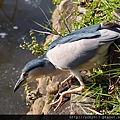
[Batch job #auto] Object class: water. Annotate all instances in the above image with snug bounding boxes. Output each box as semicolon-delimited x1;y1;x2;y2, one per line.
0;0;54;114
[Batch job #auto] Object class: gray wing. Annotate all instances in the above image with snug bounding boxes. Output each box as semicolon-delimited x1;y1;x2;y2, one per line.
48;22;120;51
48;24;101;50
46;28;120;69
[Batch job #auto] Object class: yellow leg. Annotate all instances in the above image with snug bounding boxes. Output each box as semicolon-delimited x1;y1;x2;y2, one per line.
50;85;85;111
61;75;75;87
50;69;85;112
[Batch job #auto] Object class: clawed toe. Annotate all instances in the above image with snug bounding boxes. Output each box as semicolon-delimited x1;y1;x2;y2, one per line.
50;98;60;106
61;75;75;87
50;94;64;111
50;85;85;111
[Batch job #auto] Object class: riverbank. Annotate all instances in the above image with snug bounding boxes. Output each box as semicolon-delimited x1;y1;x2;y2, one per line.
25;0;120;115
25;0;95;115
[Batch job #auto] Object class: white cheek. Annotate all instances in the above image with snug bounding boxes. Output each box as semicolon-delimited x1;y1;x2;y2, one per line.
28;67;43;81
27;76;34;83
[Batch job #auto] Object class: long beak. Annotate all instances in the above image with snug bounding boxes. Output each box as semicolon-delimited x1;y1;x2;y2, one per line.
13;77;27;92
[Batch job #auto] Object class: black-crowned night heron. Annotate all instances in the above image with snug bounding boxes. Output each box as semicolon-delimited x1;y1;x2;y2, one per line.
14;22;120;111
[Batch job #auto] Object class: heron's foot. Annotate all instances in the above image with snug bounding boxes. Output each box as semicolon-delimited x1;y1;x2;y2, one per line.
61;75;75;88
108;76;120;94
50;85;85;112
108;85;115;94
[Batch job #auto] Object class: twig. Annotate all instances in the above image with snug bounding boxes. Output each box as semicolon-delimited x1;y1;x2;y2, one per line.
83;107;102;115
32;29;55;35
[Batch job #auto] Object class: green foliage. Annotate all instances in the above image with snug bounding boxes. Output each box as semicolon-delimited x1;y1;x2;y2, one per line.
82;0;120;26
87;63;120;114
72;0;120;28
24;84;31;95
52;0;63;5
20;30;51;57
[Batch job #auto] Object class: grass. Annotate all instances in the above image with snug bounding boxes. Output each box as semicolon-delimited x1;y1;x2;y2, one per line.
90;63;120;114
21;0;120;115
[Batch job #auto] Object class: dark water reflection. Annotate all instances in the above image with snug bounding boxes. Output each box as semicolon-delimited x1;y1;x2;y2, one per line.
0;0;54;114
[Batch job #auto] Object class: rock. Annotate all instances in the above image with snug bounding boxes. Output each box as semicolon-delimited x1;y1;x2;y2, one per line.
36;77;50;95
51;0;79;35
46;81;59;94
26;111;33;115
70;94;95;114
26;90;41;103
113;9;120;24
32;97;45;114
42;104;51;115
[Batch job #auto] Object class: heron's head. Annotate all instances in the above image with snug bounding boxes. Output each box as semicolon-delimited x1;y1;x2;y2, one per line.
13;56;52;92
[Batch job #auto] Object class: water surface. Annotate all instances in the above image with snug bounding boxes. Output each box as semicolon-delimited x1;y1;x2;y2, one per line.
0;0;54;114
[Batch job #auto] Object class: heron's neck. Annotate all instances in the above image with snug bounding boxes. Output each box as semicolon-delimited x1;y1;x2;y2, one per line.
44;60;65;76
